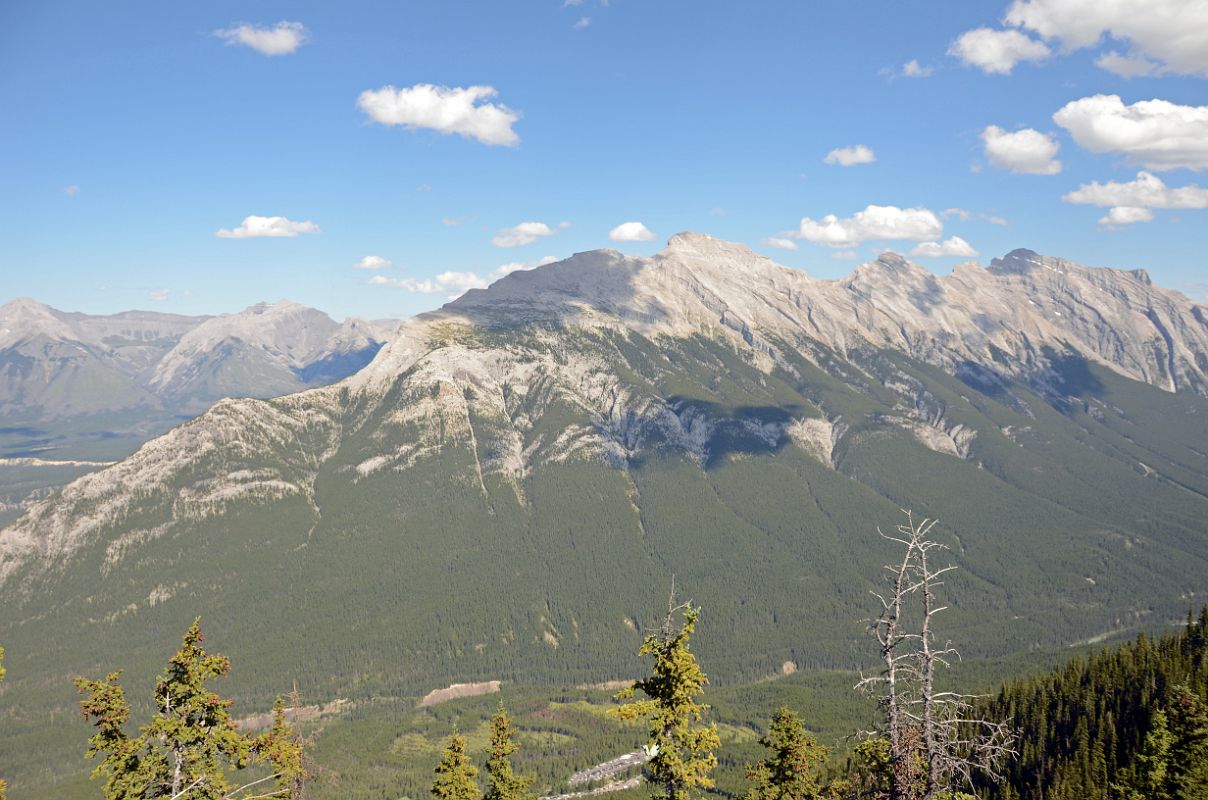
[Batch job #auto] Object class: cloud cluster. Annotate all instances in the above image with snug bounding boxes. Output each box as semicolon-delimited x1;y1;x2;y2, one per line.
763;237;799;251
948;27;1049;74
981;126;1062;174
355;256;392;270
358;84;521;147
1063;170;1208;226
824;145;877;167
368;256;559;299
609;221;655;242
952;0;1208;77
1004;0;1208;77
797;205;943;247
1053;95;1208;172
214;21;309;56
215;215;319;239
492;221;558;247
910;236;979;257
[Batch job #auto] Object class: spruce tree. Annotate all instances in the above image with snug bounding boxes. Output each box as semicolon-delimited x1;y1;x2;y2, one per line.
1166;685;1208;799
0;644;6;800
741;707;828;800
433;730;480;800
613;596;720;800
75;617;305;800
484;703;535;800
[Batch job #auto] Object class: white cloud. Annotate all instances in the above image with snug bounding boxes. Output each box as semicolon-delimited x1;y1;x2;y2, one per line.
573;16;592;29
832;250;860;260
763;237;799;251
1095;51;1160;78
941;208;972;221
355;255;392;270
214;21;309;56
215;215;319;239
491;256;558;279
902;59;934;78
64;185;79;198
796;205;943;247
149;288;171;302
609;221;655;242
492;221;557;247
441;217;465;226
948;27;1050;74
1053;95;1208;172
369;271;487;299
1062;171;1208;209
358;84;521;147
910;236;979;257
980;125;1062;174
1004;0;1208;77
1098;206;1155;227
824;145;877;167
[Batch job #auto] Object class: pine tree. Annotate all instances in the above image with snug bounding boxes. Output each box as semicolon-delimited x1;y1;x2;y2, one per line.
1115;709;1173;800
613;590;720;800
1166;685;1208;799
433;730;480;800
484;703;535;800
741;707;828;800
75;617;305;799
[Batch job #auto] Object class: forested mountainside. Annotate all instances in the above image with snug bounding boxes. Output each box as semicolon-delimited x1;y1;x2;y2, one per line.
1;234;1207;798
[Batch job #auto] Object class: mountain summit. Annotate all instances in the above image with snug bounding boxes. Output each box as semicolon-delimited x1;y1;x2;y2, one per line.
2;236;1207;767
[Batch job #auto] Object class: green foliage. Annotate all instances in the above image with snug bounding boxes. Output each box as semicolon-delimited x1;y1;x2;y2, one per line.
73;618;304;800
433;731;480;800
828;738;893;800
614;603;721;800
484;703;536;800
740;707;829;800
972;607;1208;800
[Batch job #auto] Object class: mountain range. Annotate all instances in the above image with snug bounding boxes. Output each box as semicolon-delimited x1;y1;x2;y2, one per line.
2;233;1207;797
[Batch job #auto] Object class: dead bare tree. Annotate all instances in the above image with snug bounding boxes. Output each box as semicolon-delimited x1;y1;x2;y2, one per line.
856;511;1016;800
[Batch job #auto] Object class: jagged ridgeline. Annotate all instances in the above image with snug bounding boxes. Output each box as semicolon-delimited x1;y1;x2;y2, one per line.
2;234;1208;792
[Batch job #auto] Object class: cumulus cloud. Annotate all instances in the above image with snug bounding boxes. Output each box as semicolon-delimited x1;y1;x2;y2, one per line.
149;289;171;302
573;17;592;29
491;256;558;279
1004;0;1208;77
214;21;309;56
1063;170;1208;208
492;221;557;247
824;145;877;166
355;255;392;270
1098;206;1155;228
358;84;521;147
910;236;979;257
763;237;800;251
215;215;319;239
369;271;487;298
902;59;934;78
796;205;943;247
64;185;79;198
1063;171;1208;227
981;125;1062;174
1053;95;1208;172
609;221;655;242
948;27;1050;74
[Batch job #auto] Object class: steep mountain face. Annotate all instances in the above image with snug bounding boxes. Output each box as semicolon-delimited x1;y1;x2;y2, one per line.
3;235;1208;796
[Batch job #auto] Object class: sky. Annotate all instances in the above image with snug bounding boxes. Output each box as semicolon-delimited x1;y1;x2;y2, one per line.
1;0;1207;321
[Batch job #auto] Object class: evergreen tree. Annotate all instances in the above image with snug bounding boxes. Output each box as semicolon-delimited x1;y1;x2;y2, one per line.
1115;709;1173;800
433;730;480;800
484;703;535;800
613;594;720;800
75;617;305;799
741;707;828;800
1166;685;1208;799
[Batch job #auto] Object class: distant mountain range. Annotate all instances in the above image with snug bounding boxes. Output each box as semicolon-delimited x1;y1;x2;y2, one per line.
0;298;396;422
3;234;1207;798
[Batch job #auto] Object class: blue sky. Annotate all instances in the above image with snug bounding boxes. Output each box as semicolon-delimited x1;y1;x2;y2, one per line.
2;0;1206;320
